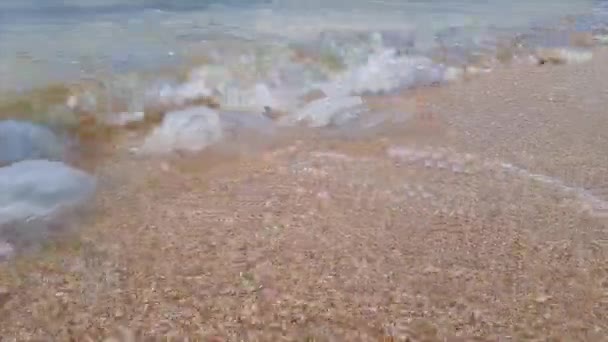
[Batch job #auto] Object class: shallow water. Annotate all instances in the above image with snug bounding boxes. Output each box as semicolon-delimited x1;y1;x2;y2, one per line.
0;0;597;92
0;0;605;145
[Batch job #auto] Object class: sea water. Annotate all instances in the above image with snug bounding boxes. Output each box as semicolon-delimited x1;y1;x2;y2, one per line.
0;0;605;134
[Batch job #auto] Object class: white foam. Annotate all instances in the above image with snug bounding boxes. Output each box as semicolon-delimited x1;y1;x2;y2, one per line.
158;79;213;107
594;34;608;45
103;111;145;127
280;95;365;127
387;145;608;217
318;49;442;96
500;162;608;216
221;83;291;113
65;90;97;113
443;66;465;82
535;48;593;64
557;49;593;64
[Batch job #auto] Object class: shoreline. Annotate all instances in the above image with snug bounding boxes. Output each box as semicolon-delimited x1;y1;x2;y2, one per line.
1;45;608;340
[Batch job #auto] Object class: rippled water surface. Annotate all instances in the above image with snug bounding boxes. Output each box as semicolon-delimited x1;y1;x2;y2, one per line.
0;0;598;92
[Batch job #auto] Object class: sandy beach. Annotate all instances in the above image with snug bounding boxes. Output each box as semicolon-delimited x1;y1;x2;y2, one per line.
1;47;608;341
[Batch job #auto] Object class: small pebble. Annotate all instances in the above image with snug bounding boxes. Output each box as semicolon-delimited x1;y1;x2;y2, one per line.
451;163;465;173
534;294;551;303
423;265;441;274
470;310;483;324
431;152;443;160
317;191;330;200
0;286;10;306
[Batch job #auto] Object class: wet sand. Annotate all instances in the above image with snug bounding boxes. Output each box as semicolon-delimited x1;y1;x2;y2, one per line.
1;50;608;341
